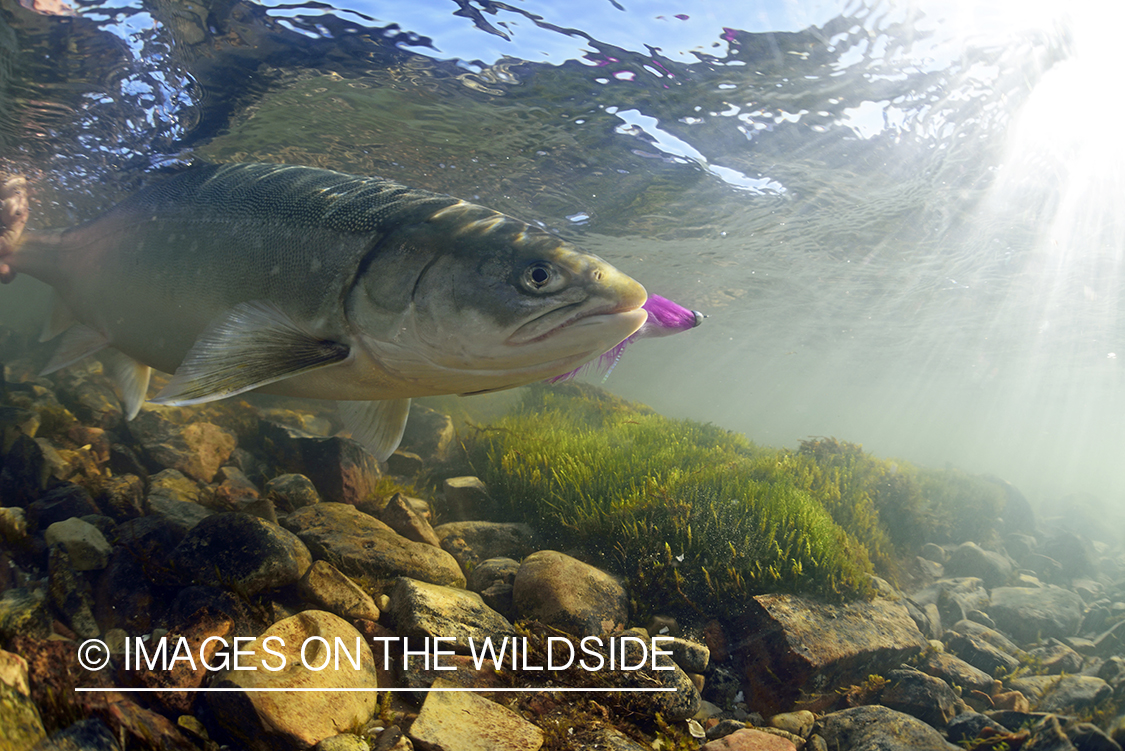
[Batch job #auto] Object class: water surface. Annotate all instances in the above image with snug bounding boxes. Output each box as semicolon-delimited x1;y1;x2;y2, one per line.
2;0;1123;507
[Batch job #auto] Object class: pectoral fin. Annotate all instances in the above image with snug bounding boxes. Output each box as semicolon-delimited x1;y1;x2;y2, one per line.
338;398;411;462
101;349;152;420
151;301;349;406
40;324;108;375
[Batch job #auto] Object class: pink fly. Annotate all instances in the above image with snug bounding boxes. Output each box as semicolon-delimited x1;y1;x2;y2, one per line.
548;294;705;383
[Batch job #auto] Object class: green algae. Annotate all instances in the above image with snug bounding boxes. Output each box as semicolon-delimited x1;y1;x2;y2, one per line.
465;383;1014;619
466;383;875;613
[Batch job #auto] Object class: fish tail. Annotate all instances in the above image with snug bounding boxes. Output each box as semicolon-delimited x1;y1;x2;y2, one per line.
0;174;29;283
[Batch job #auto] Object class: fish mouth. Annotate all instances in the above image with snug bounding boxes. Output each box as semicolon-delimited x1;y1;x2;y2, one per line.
508;301;647;346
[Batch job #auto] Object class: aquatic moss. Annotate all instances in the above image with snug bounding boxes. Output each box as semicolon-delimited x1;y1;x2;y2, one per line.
465;383;1014;617
466;383;877;613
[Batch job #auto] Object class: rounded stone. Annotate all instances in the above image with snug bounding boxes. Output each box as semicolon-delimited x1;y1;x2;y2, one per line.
207;610;378;751
168;512;312;596
44;517;112;571
513;550;628;637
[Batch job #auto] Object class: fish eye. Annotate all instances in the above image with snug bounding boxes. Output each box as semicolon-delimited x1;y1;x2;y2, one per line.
522;262;560;293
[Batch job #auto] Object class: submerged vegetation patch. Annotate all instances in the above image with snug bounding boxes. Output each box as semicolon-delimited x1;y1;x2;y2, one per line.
465;383;1009;619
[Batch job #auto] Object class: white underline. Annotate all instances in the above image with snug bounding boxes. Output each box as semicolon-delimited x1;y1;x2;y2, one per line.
75;687;676;693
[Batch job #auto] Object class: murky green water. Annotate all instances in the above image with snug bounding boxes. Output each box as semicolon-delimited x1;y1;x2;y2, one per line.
2;0;1123;510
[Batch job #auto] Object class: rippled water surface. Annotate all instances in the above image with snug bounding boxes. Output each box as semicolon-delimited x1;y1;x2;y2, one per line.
2;0;1124;507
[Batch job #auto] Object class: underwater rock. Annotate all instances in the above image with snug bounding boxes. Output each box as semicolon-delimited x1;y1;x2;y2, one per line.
48;544;99;638
812;705;959;751
168;512;312;596
919;650;995;696
314;733;370;751
114;514;186;574
433;520;537;561
943;629;1020;676
408;677;544;751
879;667;958;729
385;449;424;476
1093;621;1125;659
53;367;124;431
920;543;948;565
92;548;157;635
466;557;520;593
31;718;120;751
129;409;236;482
168;585;269;636
118;606;233;715
946;711;1012;743
1024;714;1078;751
1027;642;1084;674
1;433;50;507
397;651;507;693
384;576;516;653
147;467;202;502
440;476;496;521
466;557;519;620
260;421;381;506
950;618;1022;654
0;587;51;641
915;556;944;580
107;442;147;481
380;492;440;547
731;594;928;716
1011;675;1113;714
26;482;100;532
297;560;381;622
512;550;629;637
400;404;454;463
699;728;797;751
210;464;264;515
768;710;816;738
96;474;144;522
987;586;1085;643
664;636;710;674
1041;531;1098;579
44;517;111;570
207;610;378;751
0;648;46;751
1065;722;1120;751
945;542;1015;589
283;503;465;589
264;473;321;513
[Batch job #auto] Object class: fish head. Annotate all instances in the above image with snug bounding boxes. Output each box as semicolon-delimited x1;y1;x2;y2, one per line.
348;203;647;392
